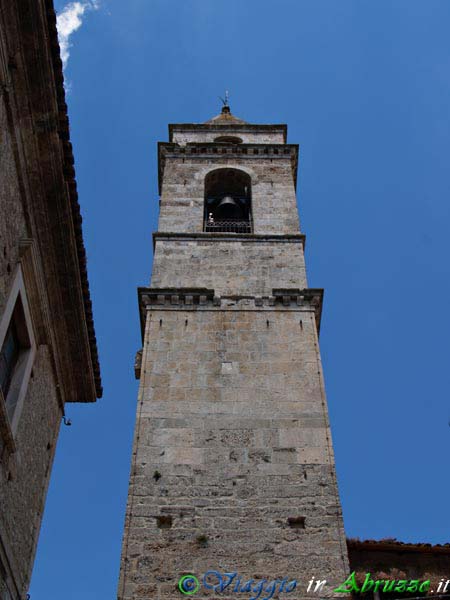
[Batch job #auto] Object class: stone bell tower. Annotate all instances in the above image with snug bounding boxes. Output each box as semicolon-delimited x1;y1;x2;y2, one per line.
117;104;349;599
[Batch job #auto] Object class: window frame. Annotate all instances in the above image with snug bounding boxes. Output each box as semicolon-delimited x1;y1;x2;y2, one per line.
0;266;36;439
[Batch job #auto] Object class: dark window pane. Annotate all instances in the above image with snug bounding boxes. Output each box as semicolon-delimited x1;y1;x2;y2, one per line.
0;321;20;399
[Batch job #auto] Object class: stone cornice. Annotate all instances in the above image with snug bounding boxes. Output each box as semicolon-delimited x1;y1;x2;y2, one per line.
168;123;288;143
138;287;323;340
158;142;299;194
152;231;306;249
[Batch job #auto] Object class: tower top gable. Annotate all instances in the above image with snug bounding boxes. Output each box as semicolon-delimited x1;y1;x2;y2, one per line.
168;118;287;145
168;101;287;144
204;104;248;125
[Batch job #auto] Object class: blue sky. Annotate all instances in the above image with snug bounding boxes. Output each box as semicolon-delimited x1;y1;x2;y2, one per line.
30;1;450;599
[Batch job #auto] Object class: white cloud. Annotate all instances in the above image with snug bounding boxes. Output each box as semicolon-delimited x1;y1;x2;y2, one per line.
56;1;99;69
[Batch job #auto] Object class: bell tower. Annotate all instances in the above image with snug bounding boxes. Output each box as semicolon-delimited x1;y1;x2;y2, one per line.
117;104;349;599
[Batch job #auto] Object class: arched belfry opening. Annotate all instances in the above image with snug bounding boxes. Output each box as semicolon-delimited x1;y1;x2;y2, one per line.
214;136;243;144
204;168;252;233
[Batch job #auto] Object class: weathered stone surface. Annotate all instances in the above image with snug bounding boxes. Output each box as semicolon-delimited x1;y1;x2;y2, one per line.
157;158;300;234
0;347;60;596
171;129;285;146
151;239;307;296
118;111;349;600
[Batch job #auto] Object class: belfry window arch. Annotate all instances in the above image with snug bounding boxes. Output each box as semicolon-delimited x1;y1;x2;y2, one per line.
214;136;243;144
203;168;252;233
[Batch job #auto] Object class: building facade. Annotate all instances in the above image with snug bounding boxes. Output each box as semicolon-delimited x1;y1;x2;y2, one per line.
348;539;450;590
348;539;450;600
0;1;101;598
118;105;349;599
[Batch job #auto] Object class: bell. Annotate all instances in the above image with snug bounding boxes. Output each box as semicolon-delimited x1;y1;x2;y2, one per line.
216;196;243;219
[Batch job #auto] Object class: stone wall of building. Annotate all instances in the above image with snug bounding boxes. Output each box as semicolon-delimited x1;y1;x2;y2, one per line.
348;540;450;595
0;1;101;598
0;90;27;318
0;13;61;597
0;346;61;598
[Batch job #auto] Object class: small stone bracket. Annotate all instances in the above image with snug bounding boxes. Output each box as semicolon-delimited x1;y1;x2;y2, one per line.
134;349;142;380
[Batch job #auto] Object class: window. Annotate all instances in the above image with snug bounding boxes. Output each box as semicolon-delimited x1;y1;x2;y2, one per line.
0;297;31;423
0;266;35;437
0;321;20;399
214;136;243;144
204;168;252;233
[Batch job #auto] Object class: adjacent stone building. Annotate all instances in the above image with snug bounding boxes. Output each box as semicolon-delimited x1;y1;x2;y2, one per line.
0;1;102;599
117;105;349;599
348;539;450;598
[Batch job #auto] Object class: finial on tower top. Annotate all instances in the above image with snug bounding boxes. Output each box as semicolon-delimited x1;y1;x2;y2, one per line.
205;94;247;124
219;90;230;114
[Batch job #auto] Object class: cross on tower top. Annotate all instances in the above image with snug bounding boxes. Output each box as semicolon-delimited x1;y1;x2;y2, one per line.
219;90;230;113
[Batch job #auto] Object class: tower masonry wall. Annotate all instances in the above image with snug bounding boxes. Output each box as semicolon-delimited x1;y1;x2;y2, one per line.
158;157;300;235
151;238;307;296
118;114;349;600
118;306;348;600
